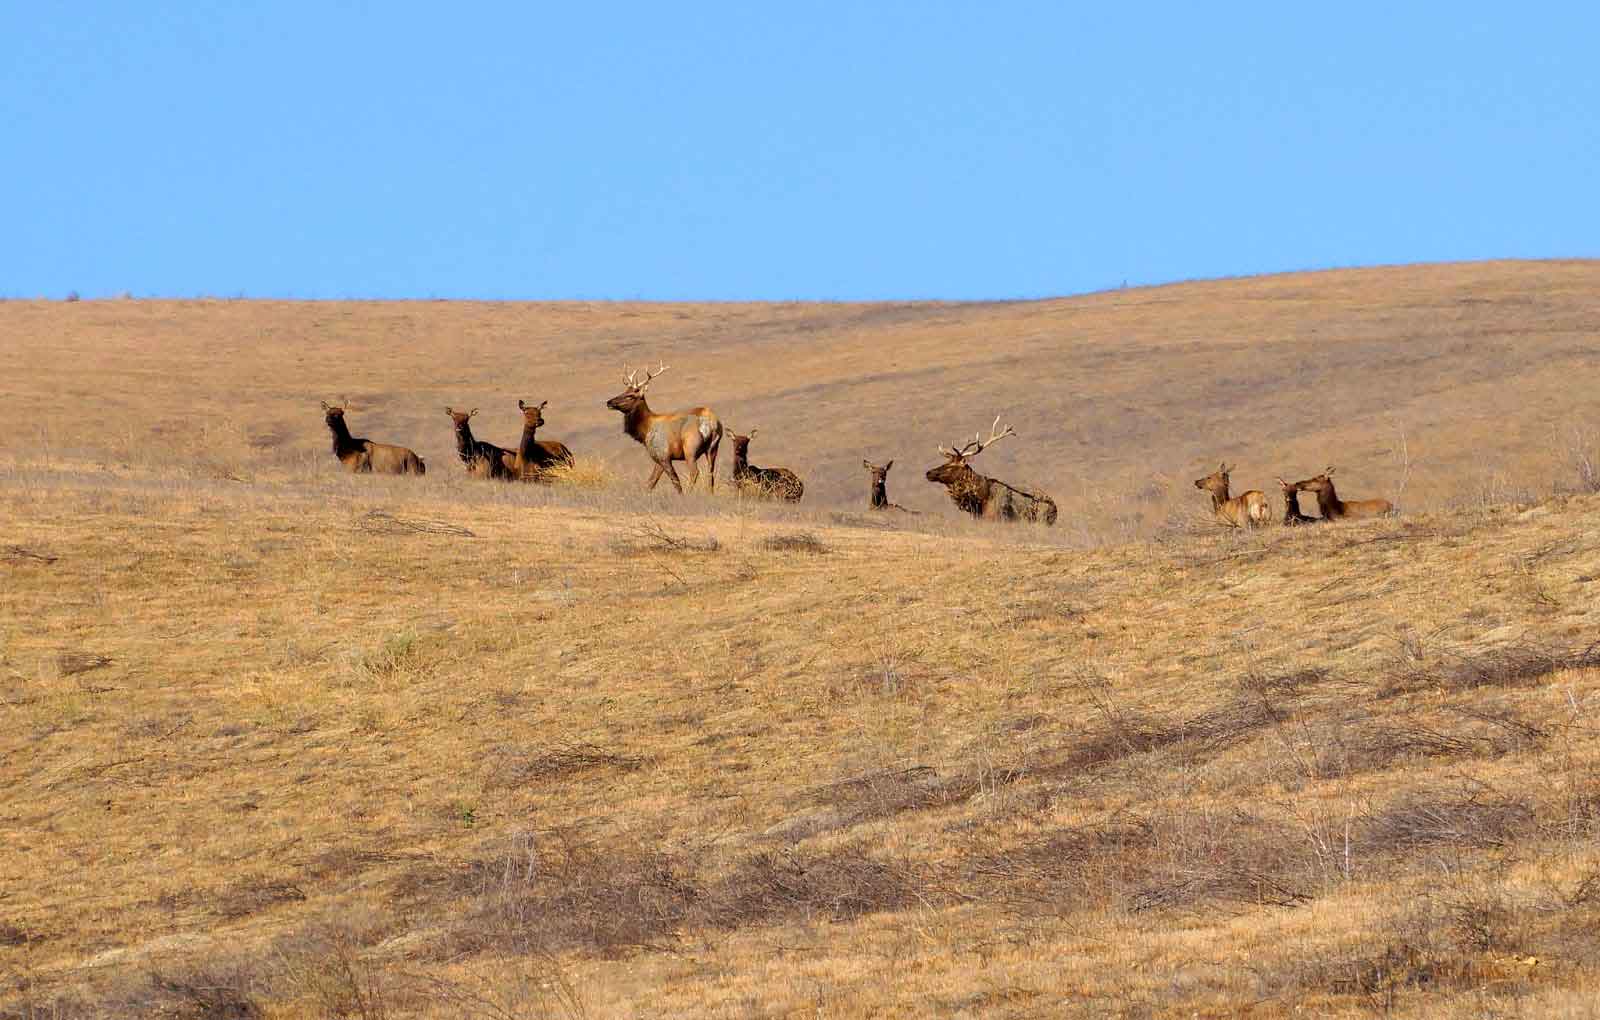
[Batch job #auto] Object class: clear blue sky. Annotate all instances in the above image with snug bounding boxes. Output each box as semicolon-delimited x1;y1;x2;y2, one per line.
5;4;1597;300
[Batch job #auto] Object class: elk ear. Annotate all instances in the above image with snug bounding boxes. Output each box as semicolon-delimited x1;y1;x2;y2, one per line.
1325;466;1336;476
863;459;874;471
1218;461;1227;472
1277;477;1288;487
539;400;548;411
469;408;479;417
444;406;453;415
321;401;331;411
748;427;758;439
884;459;893;472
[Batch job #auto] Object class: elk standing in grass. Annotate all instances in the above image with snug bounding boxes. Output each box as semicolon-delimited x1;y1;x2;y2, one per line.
322;400;425;475
445;407;515;480
1193;462;1268;528
514;399;575;482
925;418;1056;525
1277;476;1321;526
605;363;722;492
1292;468;1393;521
864;459;917;513
728;428;803;501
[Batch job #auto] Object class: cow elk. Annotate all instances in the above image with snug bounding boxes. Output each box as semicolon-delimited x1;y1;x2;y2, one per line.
864;459;916;513
1193;462;1268;528
1277;476;1321;526
728;428;803;501
1292;468;1393;521
925;417;1057;525
514;399;576;482
321;399;425;476
605;363;723;492
445;406;515;480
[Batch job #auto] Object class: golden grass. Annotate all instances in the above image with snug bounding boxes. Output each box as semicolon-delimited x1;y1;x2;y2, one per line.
6;263;1600;1017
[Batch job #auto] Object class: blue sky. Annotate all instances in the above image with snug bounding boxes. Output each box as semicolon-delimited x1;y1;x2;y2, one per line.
4;3;1598;300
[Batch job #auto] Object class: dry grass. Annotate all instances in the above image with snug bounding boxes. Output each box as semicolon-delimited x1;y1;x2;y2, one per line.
7;263;1600;1018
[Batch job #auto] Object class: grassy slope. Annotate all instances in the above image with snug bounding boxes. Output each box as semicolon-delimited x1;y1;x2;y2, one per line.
5;262;1600;1017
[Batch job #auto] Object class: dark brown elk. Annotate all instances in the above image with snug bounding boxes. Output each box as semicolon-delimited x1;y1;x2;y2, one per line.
924;418;1057;525
605;363;722;492
1292;468;1393;521
1193;462;1268;528
728;428;803;501
321;400;425;475
864;459;916;513
445;406;515;480
1277;476;1321;526
514;399;576;482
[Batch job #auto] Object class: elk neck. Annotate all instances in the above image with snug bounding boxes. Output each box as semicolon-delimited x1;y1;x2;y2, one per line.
870;479;888;508
730;442;751;477
1313;481;1346;517
326;415;361;457
622;399;656;444
517;421;542;463
452;420;477;462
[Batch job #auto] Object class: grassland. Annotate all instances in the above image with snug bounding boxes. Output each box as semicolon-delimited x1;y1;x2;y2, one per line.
5;261;1600;1017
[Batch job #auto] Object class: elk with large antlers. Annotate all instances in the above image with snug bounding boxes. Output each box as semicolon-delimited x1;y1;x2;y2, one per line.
727;428;803;501
1193;462;1268;528
445;406;515;480
605;363;723;492
863;459;917;513
925;417;1056;525
1290;468;1393;521
322;399;425;475
514;399;575;481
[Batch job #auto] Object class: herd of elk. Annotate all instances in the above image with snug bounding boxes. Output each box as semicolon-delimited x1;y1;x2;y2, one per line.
325;386;1397;531
925;418;1058;526
322;400;426;475
728;429;804;502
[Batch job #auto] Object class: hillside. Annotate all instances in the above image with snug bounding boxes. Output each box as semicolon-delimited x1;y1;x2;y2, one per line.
6;262;1600;1017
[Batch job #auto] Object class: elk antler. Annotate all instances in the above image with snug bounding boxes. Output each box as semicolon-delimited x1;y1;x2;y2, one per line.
624;361;670;392
940;417;1016;459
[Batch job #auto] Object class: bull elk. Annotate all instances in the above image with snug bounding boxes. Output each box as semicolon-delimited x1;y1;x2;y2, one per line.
925;417;1057;525
1277;476;1321;526
1193;462;1268;528
864;459;916;513
1292;468;1393;521
728;428;803;501
321;399;425;475
514;399;576;482
605;363;723;492
445;406;515;480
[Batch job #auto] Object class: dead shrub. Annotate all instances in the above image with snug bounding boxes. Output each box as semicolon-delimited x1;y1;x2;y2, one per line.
214;880;307;920
1355;788;1534;854
700;848;929;927
1384;640;1600;697
484;742;645;789
1311;707;1540;779
757;531;829;555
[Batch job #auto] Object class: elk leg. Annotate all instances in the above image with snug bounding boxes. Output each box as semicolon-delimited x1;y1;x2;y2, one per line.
683;456;700;490
646;463;666;490
705;439;719;492
662;460;684;493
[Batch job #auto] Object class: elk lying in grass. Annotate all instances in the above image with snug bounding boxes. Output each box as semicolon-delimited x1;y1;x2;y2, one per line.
864;459;916;513
514;399;575;482
445;406;515;480
728;428;803;501
321;400;425;475
925;418;1057;525
1292;468;1393;520
1277;476;1321;526
1193;462;1268;528
605;363;722;492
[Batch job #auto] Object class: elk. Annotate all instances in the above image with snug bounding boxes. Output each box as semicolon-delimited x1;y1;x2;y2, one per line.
1277;476;1321;526
514;399;576;482
605;363;722;492
1292;468;1393;521
728;428;803;501
445;406;515;480
863;459;917;513
1193;462;1268;528
321;400;425;475
924;417;1057;525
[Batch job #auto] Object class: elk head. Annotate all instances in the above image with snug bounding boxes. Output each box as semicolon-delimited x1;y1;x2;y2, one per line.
445;406;479;428
1297;467;1337;497
926;417;1015;484
864;459;894;484
517;399;549;430
605;362;668;414
321;397;350;423
1194;462;1233;498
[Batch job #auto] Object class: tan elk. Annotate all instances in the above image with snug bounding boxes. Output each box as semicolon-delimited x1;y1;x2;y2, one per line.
605;363;722;492
925;418;1057;525
514;399;576;482
1193;462;1268;528
321;400;425;475
1277;476;1321;526
863;459;916;513
1291;468;1393;521
728;428;803;501
445;407;515;480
